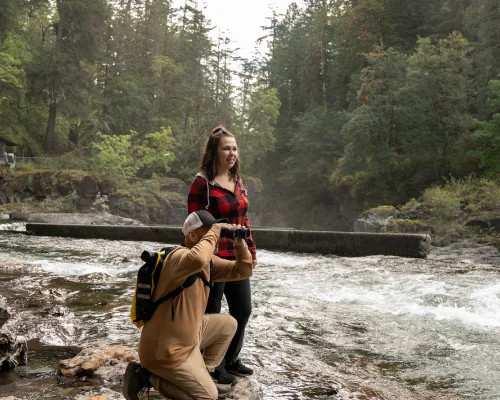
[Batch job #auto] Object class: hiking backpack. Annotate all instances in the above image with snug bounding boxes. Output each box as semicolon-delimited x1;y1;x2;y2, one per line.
130;246;213;328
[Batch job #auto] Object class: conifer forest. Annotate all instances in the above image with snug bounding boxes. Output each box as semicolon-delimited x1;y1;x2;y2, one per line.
1;0;500;228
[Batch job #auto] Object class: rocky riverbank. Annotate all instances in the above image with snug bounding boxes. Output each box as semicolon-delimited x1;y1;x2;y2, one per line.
0;169;188;226
0;256;260;400
353;177;500;248
0;169;263;228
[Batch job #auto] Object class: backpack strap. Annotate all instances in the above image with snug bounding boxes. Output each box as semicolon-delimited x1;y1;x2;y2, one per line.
147;259;214;321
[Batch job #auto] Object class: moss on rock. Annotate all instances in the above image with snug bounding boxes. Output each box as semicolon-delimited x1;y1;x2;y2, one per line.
383;219;433;234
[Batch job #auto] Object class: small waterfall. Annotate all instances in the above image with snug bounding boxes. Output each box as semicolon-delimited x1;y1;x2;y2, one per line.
0;221;26;231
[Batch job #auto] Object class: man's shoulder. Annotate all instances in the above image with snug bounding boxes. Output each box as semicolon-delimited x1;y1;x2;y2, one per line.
166;245;188;261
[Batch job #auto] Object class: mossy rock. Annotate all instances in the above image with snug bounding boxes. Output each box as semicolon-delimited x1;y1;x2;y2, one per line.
465;213;500;232
383;219;433;234
359;205;397;218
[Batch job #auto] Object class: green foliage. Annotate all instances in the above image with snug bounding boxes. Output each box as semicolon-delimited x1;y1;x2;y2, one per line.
91;128;176;181
465;0;500;117
136;127;176;175
474;80;500;177
239;88;280;171
403;176;500;241
420;175;500;218
422;186;462;220
401;198;422;211
91;134;136;181
2;0;500;233
397;32;473;191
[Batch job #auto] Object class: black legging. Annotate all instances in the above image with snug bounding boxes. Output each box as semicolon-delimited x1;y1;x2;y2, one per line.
205;277;252;367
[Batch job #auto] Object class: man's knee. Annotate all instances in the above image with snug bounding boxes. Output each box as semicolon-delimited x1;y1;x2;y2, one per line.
221;314;237;336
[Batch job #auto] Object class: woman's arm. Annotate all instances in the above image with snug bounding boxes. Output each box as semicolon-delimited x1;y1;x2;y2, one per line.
188;175;208;213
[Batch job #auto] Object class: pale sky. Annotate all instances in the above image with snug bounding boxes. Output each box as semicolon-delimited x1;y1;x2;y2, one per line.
176;0;294;60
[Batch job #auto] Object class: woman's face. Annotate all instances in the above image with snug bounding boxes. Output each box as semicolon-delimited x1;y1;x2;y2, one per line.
216;136;238;172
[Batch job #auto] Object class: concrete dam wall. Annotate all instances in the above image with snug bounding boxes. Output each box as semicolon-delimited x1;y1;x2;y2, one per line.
25;223;431;258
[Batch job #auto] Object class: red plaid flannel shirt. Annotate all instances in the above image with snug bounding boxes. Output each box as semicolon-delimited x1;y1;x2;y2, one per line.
187;175;257;260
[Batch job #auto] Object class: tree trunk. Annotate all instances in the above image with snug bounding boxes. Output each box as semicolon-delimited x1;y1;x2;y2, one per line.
44;101;57;153
44;0;64;154
320;0;328;107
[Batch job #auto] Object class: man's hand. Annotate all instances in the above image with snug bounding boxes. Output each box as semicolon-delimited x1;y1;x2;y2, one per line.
213;223;237;230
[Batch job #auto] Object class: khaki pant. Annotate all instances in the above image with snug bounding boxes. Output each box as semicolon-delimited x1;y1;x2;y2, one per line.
148;314;237;400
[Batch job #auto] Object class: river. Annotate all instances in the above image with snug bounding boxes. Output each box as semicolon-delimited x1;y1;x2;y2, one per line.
0;227;499;399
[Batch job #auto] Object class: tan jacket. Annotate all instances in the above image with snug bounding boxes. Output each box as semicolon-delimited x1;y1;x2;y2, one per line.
138;225;253;369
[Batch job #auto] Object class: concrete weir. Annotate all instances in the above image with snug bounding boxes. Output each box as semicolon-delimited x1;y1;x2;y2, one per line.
25;223;431;258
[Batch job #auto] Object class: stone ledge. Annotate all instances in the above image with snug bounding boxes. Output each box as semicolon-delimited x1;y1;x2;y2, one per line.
25;224;431;258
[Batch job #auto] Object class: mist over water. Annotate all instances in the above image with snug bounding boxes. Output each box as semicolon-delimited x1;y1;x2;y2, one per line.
0;232;499;399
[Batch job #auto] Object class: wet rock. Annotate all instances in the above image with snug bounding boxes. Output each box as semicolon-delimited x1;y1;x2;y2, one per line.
0;295;12;328
60;344;137;385
26;288;70;310
75;387;126;400
40;288;68;302
15;365;55;378
226;376;260;399
77;272;113;283
46;305;69;317
0;329;28;369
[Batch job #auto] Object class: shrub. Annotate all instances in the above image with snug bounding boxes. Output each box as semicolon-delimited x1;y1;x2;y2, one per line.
401;198;421;211
422;186;461;219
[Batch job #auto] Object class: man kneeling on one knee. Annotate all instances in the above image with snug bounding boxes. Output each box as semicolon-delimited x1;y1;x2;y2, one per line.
123;210;254;400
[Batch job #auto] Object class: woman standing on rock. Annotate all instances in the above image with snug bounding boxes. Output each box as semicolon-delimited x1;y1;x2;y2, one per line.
188;125;257;385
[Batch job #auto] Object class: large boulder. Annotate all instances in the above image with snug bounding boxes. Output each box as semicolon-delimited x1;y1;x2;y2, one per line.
60;344;137;386
60;344;259;399
353;206;398;233
0;329;28;369
108;191;185;225
354;205;431;233
74;388;129;400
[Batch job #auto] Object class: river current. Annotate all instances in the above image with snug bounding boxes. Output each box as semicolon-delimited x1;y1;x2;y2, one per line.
0;227;499;399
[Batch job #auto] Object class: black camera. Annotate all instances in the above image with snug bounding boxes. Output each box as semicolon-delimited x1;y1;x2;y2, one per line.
220;228;251;240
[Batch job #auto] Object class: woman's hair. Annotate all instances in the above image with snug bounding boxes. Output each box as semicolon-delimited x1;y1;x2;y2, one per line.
199;125;241;182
